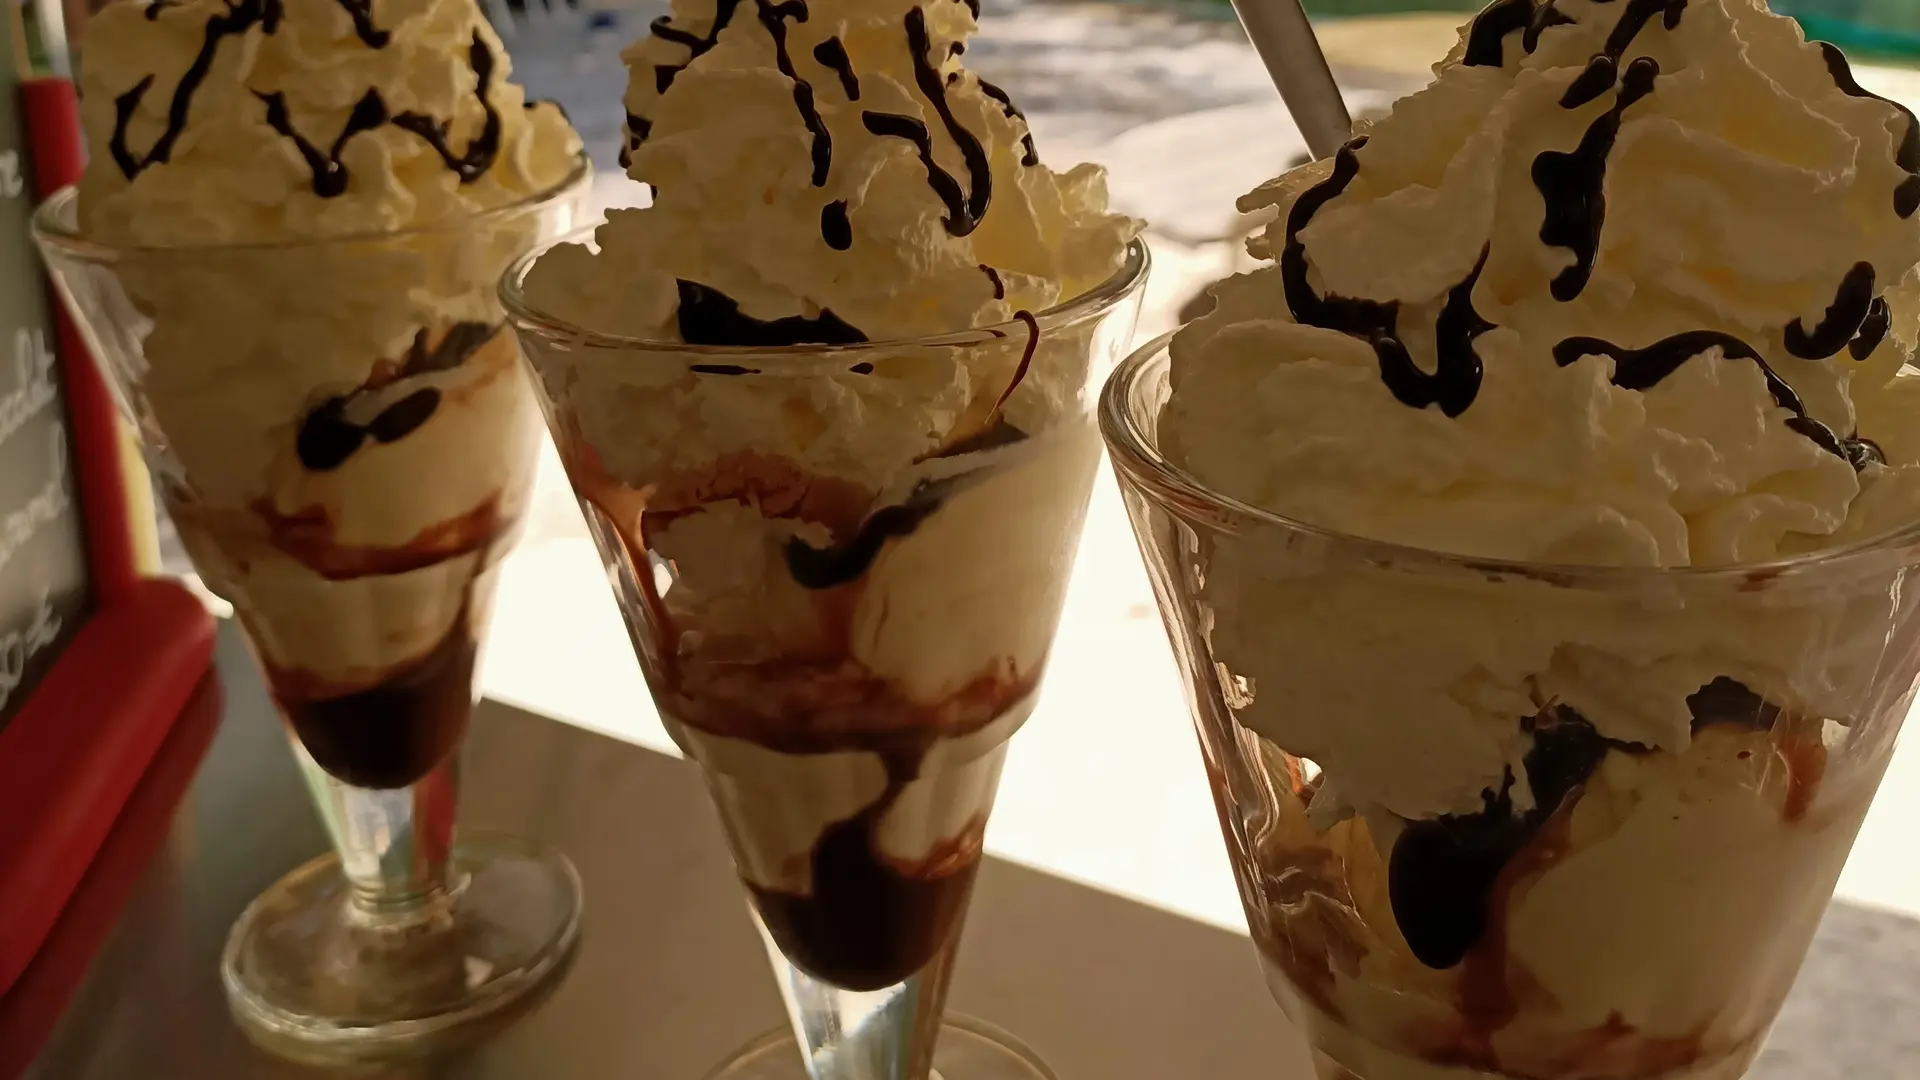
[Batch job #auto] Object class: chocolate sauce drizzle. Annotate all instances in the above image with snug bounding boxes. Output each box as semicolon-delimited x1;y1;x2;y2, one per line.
744;0;845;251
648;2;1008;333
690;363;762;376
1559;54;1618;109
277;607;477;789
821;200;853;250
1392;678;1803;972
1462;0;1535;67
784;311;1040;587
989;310;1041;413
110;0;284;180
1784;261;1876;360
261;32;501;195
1422;247;1495;415
813;36;861;99
1853;297;1892;360
1851;435;1889;467
620;111;651;169
648;12;710;49
785;479;951;589
365;389;440;442
1557;331;1779;397
632;0;744;156
1533;56;1659;302
1820;42;1920;218
113;3;503;194
1282;139;1491;416
978;77;1039;167
332;0;389;48
938;417;1028;458
862;7;993;236
755;0;833;190
675;279;867;346
648;0;754;95
1688;680;1829;823
390;34;504;183
749;738;983;990
1555;331;1877;467
406;322;496;376
980;264;1005;299
1686;677;1781;733
1389;704;1626;969
644;1;1012;256
648;0;743;58
295;322;498;472
527;97;570;123
256;89;387;198
1527;3;1577;50
1602;0;1687;63
1286;7;1903;463
1464;0;1679;71
1529;0;1691;258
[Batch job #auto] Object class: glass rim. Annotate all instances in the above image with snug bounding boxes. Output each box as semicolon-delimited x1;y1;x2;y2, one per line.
30;152;592;259
1100;331;1920;587
497;232;1151;355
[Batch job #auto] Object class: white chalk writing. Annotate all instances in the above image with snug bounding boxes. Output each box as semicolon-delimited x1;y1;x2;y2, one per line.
0;587;63;712
0;424;71;579
0;328;57;450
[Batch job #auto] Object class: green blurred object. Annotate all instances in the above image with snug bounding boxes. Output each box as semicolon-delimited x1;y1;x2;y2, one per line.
14;0;70;76
1296;0;1477;12
1278;0;1920;64
1772;0;1920;61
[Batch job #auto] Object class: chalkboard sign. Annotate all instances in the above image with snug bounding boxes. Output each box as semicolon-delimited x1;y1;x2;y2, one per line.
0;12;216;1006
0;38;88;735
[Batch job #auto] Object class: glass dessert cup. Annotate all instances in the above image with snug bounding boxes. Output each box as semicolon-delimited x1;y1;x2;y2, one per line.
501;237;1148;1080
33;160;590;1065
1103;336;1920;1080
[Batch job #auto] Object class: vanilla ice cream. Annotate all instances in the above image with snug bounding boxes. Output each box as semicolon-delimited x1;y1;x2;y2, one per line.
1152;0;1920;1074
512;0;1142;990
77;0;583;787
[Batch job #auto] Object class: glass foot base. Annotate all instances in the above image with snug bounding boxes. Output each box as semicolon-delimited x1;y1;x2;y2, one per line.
221;831;582;1066
704;1015;1056;1080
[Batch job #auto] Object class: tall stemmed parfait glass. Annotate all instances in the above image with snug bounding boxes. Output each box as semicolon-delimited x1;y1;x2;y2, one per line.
1103;336;1920;1080
33;157;590;1063
501;235;1147;1079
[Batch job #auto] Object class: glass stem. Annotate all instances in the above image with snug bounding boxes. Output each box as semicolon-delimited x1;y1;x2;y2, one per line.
758;913;961;1080
296;742;460;922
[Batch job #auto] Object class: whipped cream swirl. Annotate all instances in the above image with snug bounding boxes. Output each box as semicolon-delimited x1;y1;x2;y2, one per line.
1170;0;1920;568
523;0;1137;342
78;0;580;244
1164;0;1920;823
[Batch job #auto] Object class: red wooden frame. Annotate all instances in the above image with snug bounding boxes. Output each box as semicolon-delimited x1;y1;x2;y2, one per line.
0;668;223;1078
0;77;216;1000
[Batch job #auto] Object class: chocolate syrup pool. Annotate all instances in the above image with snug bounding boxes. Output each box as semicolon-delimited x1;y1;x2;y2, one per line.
747;737;983;991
